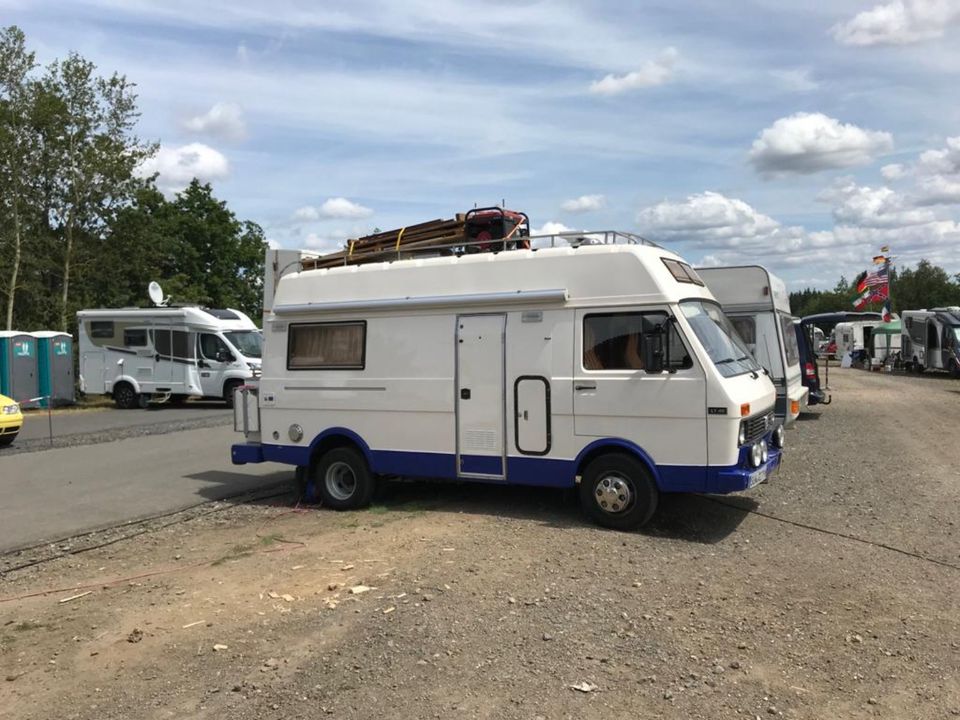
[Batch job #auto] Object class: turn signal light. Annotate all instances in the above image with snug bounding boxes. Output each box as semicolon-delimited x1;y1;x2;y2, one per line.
791;399;800;415
740;403;750;417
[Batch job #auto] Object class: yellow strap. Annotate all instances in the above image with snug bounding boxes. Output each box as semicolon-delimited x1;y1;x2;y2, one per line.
395;227;406;251
348;239;356;256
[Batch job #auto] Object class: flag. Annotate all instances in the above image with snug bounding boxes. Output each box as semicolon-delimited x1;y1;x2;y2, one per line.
880;245;890;253
882;300;892;322
853;270;868;293
868;284;889;302
873;254;886;265
852;287;871;310
857;265;888;292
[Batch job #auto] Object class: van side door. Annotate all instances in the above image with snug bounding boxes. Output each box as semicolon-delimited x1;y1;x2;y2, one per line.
573;308;708;482
198;333;234;397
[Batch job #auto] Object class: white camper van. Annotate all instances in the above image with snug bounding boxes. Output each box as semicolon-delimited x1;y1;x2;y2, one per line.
696;266;807;425
78;306;262;408
232;238;784;530
901;308;960;376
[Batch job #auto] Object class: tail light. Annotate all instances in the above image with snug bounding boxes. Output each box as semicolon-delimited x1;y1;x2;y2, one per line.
804;362;816;378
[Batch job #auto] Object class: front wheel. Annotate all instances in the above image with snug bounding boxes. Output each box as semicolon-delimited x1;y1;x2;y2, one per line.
113;382;139;409
223;380;243;408
0;434;15;448
579;453;659;530
312;447;376;510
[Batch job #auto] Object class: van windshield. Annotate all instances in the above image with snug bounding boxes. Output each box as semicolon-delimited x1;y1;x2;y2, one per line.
224;330;262;359
680;300;761;377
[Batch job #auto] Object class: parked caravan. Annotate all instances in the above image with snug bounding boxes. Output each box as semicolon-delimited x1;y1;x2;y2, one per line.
77;306;262;408
833;319;881;359
696;266;807;424
232;238;784;530
901;308;960;376
871;320;901;365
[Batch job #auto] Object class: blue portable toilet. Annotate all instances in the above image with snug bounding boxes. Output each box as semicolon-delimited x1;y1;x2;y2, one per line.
0;331;40;408
33;331;75;407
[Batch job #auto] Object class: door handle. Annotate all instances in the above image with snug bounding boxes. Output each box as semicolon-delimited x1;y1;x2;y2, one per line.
575;382;597;391
460;388;471;400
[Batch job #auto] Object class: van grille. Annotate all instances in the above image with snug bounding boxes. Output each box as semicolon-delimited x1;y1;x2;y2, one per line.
744;411;774;443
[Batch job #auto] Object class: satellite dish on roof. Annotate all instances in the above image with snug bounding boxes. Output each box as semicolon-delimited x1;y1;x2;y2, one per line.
148;281;167;307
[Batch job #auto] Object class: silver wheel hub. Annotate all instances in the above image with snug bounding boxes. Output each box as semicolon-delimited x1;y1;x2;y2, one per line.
325;461;357;501
594;473;633;514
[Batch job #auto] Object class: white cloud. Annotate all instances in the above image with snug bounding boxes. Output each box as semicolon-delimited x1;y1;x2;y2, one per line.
909;137;960;205
916;136;960;175
637;191;783;242
589;48;678;95
560;194;605;213
183;102;246;140
748;112;893;175
818;179;935;228
293;198;374;222
136;142;230;194
768;67;819;92
531;221;573;236
832;0;960;46
881;163;907;180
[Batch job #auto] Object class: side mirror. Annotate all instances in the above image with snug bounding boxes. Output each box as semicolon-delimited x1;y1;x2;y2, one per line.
643;323;666;374
216;350;234;363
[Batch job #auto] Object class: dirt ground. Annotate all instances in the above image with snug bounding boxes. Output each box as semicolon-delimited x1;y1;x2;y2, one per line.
2;368;959;720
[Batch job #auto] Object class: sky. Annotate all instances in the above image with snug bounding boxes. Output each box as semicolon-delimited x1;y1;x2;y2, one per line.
6;0;960;290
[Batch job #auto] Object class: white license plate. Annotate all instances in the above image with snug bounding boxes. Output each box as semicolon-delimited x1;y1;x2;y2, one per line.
748;467;767;488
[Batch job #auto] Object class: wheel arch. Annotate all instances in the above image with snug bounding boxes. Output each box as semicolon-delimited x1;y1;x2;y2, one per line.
110;375;141;395
307;427;373;468
573;439;662;490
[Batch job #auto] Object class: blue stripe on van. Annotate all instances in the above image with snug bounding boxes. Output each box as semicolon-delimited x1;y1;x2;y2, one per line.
234;432;781;496
458;454;503;476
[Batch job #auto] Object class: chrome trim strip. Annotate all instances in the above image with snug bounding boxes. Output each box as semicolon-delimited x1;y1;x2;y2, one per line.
273;289;567;315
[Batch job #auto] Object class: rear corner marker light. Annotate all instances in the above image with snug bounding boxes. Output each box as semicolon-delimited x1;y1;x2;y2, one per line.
791;400;800;415
740;403;750;417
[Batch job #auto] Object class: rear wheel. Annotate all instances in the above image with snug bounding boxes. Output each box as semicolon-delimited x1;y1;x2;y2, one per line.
312;447;376;510
949;358;960;379
0;434;15;447
579;453;659;530
113;382;138;409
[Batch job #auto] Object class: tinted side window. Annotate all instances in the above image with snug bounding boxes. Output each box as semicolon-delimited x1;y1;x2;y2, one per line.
779;315;800;366
199;333;229;359
123;328;148;347
90;321;114;338
583;313;691;371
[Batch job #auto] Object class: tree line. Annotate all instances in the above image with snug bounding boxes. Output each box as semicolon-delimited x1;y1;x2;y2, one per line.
0;26;266;333
790;260;960;318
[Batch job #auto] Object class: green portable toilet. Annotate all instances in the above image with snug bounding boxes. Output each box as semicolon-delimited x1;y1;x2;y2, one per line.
33;331;75;407
0;331;39;408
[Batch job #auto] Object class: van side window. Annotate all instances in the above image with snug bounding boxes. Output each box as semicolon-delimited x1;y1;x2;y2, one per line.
123;328;148;347
199;333;229;359
90;321;114;338
731;317;756;351
288;322;366;370
154;330;195;359
583;313;691;371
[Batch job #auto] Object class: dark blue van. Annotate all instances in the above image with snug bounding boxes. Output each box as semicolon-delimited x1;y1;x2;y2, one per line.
794;320;829;406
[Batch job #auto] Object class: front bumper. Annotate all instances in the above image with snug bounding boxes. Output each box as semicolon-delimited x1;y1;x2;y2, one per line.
231;442;264;465
711;446;782;493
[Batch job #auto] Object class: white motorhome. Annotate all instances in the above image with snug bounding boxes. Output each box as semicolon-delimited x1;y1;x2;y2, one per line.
901;308;960;376
696;266;807;425
78;306;262;408
232;237;784;530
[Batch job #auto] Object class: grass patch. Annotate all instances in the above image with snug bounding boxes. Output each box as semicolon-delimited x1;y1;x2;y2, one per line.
13;621;45;632
211;543;255;566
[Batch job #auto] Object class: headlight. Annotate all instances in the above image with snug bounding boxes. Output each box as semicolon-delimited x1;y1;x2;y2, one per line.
749;442;763;468
738;422;747;446
760;439;768;464
2;404;19;415
771;424;785;449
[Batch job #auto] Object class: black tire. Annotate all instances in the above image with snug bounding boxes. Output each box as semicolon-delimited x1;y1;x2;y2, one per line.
0;434;15;448
949;359;960;379
312;447;376;510
579;453;659;530
223;380;243;408
113;382;139;409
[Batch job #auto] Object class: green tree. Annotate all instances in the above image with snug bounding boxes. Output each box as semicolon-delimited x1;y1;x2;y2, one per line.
40;51;155;329
0;26;38;329
893;260;960;311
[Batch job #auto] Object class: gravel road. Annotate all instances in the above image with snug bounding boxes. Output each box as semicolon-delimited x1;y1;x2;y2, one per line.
1;368;958;720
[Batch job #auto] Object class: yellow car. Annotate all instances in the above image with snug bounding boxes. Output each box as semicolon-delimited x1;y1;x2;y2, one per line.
0;393;22;447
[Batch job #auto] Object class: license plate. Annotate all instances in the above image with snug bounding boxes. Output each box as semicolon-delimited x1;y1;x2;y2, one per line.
748;467;767;488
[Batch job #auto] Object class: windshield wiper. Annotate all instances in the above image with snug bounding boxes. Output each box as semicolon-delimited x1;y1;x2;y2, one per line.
715;357;738;365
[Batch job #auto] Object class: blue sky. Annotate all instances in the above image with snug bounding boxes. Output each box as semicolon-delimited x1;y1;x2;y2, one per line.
6;0;960;289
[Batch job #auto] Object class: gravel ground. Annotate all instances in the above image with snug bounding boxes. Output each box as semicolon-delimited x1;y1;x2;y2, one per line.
1;368;958;720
